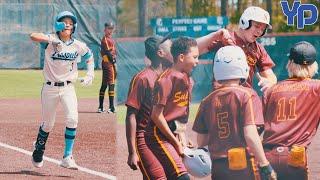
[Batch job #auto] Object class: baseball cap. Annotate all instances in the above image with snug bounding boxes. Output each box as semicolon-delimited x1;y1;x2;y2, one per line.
104;21;115;28
145;33;172;60
289;41;317;65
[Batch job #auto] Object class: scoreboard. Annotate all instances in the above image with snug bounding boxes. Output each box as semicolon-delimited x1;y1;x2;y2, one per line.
150;16;229;38
150;16;229;59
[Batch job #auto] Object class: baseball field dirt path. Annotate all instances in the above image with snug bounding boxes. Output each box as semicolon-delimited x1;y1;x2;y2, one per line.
1;99;319;179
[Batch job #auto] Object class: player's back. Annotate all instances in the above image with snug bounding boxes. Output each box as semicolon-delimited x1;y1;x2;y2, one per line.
201;85;263;159
263;78;320;147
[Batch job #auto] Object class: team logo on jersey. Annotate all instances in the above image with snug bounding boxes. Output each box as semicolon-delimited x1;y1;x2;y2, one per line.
51;51;78;61
246;55;256;66
173;91;189;107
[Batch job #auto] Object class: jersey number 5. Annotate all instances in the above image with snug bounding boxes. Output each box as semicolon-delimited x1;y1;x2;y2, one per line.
277;97;297;122
217;112;230;139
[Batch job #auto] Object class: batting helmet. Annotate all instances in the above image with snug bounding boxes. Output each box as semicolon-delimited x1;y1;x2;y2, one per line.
239;6;272;36
55;11;77;33
183;147;212;178
213;46;249;81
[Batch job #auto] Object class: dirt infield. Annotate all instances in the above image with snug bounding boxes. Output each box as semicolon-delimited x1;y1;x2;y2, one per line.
1;98;319;180
0;99;116;180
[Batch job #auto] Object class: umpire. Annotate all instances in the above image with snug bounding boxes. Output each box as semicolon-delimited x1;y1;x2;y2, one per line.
98;21;117;113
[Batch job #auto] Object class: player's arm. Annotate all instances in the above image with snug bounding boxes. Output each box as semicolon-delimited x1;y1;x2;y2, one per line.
151;104;183;155
84;52;94;78
259;69;277;84
243;125;269;166
256;43;277;92
30;33;49;42
125;106;139;170
244;125;277;179
196;28;235;54
78;47;94;86
192;101;209;147
30;33;59;44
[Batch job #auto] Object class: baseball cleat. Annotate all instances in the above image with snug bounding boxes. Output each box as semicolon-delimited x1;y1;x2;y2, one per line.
97;107;105;113
107;108;116;114
32;142;44;168
60;155;78;170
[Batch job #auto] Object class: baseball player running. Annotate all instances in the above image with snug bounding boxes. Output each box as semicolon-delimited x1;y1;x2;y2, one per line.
30;11;94;169
197;6;277;92
145;37;199;179
125;35;172;179
98;21;117;113
262;41;319;180
192;46;276;180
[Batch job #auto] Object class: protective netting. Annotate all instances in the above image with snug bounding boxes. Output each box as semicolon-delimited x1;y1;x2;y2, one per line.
0;1;319;103
0;0;116;68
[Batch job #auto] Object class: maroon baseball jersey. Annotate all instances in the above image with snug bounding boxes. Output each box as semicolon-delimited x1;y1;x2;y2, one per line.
125;67;159;131
263;78;320;147
192;86;264;159
100;35;116;58
210;30;275;88
153;68;192;124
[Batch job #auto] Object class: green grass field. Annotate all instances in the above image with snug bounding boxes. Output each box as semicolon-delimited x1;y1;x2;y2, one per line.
0;70;102;98
0;70;200;124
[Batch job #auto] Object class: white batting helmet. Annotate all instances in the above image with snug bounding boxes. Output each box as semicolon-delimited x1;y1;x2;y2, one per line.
239;6;272;36
213;46;249;81
183;147;212;178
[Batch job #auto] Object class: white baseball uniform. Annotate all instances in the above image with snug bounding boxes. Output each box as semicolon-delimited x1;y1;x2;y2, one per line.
41;33;93;132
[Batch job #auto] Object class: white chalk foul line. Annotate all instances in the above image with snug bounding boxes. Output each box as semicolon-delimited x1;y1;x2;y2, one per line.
0;142;116;180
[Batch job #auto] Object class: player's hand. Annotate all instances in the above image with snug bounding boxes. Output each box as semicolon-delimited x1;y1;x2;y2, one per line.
256;72;274;93
176;132;187;148
78;75;93;86
259;164;277;180
219;29;235;45
127;153;139;170
211;29;236;47
173;138;184;156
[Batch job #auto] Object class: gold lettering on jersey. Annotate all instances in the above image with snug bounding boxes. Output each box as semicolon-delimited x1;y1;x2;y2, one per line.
272;83;309;94
246;55;257;66
173;91;189;107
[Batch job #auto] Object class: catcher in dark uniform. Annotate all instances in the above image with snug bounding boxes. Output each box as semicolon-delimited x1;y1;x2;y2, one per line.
98;21;117;113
